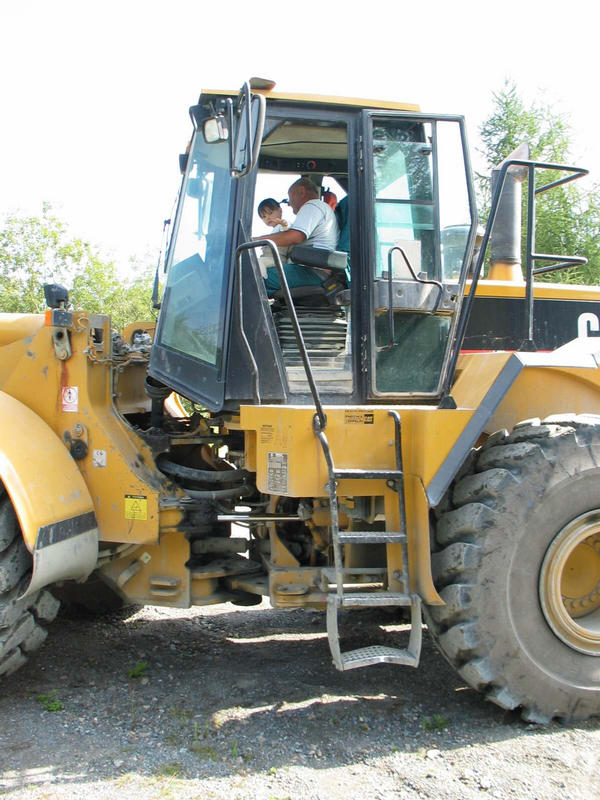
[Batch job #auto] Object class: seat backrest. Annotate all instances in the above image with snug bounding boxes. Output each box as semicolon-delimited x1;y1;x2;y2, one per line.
335;196;350;254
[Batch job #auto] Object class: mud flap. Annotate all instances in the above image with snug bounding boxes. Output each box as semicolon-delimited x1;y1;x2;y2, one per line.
25;511;98;598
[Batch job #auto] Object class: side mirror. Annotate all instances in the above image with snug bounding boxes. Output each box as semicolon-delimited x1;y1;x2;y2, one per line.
203;115;229;144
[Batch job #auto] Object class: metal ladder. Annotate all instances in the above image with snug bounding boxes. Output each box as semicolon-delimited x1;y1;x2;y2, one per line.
246;251;422;671
315;410;422;670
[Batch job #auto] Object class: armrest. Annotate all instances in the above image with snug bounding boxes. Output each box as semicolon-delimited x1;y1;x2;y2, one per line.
289;245;348;274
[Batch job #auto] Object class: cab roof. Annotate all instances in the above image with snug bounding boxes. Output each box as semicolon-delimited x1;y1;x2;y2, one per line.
200;86;420;113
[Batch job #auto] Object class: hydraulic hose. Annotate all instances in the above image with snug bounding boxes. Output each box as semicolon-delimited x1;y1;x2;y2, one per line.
156;455;249;485
184;485;253;501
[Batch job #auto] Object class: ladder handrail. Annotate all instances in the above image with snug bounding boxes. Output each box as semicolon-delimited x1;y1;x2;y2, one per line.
235;240;327;430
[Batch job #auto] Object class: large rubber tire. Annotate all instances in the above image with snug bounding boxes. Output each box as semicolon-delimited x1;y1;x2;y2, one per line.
0;491;59;678
426;414;600;722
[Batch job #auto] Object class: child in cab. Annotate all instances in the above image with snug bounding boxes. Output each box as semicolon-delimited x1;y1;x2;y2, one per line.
257;198;292;276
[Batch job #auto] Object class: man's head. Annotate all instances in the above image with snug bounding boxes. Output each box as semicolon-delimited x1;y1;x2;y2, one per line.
288;177;319;214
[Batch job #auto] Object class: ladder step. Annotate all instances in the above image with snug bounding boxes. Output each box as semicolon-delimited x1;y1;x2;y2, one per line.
340;645;419;669
326;594;423;672
332;469;403;480
336;530;406;544
321;567;386;583
341;592;412;607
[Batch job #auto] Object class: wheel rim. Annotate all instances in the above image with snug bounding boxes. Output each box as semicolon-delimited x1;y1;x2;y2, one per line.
540;510;600;655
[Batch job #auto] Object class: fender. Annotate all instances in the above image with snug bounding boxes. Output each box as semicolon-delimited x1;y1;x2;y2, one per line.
0;391;98;596
427;339;600;506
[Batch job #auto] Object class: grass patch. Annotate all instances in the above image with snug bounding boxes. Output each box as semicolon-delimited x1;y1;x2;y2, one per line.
154;762;183;778
421;714;449;731
36;690;64;712
127;660;149;679
169;706;192;723
189;743;218;760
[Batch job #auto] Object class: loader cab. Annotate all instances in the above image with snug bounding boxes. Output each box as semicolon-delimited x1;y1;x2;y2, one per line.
149;84;477;410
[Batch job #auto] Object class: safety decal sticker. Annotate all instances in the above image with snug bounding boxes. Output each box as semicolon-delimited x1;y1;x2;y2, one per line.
92;450;107;467
344;411;374;425
61;386;79;412
124;494;148;520
260;424;274;444
267;451;288;494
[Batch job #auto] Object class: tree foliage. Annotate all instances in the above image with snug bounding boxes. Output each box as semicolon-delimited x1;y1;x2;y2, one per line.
477;81;600;285
0;204;156;329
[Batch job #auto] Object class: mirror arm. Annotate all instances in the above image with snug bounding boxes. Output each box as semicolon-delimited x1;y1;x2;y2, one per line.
228;82;266;179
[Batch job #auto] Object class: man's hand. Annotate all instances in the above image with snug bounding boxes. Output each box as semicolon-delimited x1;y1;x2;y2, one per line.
253;229;306;247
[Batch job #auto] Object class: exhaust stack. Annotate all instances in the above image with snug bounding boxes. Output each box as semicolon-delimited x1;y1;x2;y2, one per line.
488;143;529;281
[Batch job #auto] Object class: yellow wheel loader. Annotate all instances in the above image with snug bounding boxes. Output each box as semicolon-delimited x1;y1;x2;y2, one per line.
2;78;600;723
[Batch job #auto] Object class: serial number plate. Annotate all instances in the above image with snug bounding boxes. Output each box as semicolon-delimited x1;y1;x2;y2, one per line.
267;452;289;494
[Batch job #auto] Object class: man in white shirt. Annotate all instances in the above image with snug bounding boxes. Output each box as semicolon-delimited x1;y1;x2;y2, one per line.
258;177;339;295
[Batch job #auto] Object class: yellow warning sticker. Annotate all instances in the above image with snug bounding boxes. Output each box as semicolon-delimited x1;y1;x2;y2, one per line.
124;494;148;520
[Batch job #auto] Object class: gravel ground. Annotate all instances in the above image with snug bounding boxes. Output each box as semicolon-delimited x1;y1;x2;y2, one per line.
1;599;599;800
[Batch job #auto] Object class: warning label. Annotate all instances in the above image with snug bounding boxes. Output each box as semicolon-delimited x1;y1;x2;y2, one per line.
260;424;274;444
124;494;148;520
267;452;288;494
92;449;107;467
344;411;374;425
62;386;78;412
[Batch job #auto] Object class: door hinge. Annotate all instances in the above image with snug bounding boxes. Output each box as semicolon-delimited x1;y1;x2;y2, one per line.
357;135;364;172
360;333;369;373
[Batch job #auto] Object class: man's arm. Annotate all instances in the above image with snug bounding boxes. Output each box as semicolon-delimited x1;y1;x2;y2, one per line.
253;229;306;247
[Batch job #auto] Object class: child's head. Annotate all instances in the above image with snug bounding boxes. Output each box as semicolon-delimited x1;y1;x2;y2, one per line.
258;198;283;227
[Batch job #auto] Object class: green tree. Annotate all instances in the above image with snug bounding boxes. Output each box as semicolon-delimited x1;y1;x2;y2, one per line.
0;204;156;328
70;256;156;331
477;81;600;284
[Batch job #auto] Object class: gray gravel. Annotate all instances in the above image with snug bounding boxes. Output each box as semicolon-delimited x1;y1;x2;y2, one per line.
1;599;599;799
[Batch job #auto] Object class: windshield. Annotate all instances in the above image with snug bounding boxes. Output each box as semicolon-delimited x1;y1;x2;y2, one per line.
157;131;233;367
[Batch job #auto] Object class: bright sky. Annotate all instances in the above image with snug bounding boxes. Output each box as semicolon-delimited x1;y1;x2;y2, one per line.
1;0;597;271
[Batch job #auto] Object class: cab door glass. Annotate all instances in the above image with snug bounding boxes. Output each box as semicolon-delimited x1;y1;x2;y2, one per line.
371;117;474;396
373;120;434;278
158;132;233;367
436;121;472;280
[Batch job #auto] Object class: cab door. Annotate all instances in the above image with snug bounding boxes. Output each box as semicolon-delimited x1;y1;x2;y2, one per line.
150;91;264;409
359;112;477;400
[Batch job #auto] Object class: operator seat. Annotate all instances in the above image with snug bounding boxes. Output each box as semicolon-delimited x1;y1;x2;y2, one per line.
272;196;351;308
277;245;349;307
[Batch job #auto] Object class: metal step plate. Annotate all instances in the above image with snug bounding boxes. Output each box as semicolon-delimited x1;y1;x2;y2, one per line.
336;530;406;544
341;592;412;607
341;645;419;669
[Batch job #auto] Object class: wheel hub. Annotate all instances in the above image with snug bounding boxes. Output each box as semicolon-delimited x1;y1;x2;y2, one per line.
540;510;600;655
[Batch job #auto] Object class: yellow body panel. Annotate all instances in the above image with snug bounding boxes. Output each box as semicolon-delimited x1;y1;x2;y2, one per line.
471;279;600;303
0;391;94;551
241;404;473;498
0;314;45;347
240;404;479;605
454;350;600;434
490;364;600;433
0;312;174;546
452;351;515;408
